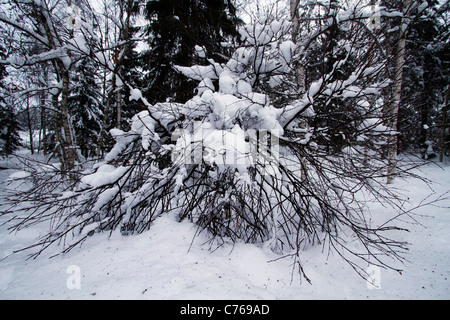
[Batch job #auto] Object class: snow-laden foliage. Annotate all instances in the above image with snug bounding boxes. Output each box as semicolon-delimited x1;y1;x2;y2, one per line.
1;3;417;281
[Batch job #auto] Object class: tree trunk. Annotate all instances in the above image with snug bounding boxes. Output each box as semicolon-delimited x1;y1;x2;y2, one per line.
60;68;78;173
290;0;306;94
97;0;133;153
440;88;449;162
37;3;77;175
52;92;65;169
116;67;122;130
97;71;116;157
290;0;308;180
387;0;412;184
25;97;34;155
40;90;47;155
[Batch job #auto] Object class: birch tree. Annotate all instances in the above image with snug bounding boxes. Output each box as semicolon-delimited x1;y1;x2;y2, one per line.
0;0;81;175
386;0;412;184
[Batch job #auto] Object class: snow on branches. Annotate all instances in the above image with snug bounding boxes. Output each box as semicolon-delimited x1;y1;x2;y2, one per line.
1;2;416;282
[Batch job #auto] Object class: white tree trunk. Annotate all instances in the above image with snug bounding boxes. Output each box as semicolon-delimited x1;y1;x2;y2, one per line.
290;0;306;94
387;0;412;184
290;0;308;180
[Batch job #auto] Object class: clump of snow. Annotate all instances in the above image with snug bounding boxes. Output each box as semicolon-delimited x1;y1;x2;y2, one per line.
219;73;237;95
81;165;128;188
174;64;223;81
129;88;142;101
226;47;253;73
237;80;252;95
194;45;206;58
104;129;135;163
197;78;215;96
279;40;295;65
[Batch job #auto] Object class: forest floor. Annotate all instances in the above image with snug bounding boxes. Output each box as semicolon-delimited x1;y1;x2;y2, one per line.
0;151;449;300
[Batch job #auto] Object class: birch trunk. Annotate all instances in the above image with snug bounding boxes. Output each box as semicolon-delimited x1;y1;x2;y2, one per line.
387;0;411;184
60;68;77;174
39;90;47;155
116;67;122;130
39;4;78;175
25;97;34;155
439;88;449;162
52;92;65;168
290;0;306;94
290;0;308;180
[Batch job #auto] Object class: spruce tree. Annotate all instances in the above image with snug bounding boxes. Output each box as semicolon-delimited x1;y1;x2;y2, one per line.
115;29;145;132
0;48;21;155
380;0;450;156
96;0;143;155
68;58;102;159
399;0;450;155
0;103;22;156
140;0;241;104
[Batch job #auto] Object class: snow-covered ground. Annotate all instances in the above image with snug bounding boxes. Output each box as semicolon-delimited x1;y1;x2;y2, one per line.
0;155;449;300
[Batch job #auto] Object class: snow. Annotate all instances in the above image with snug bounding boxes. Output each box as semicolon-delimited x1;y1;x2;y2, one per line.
279;40;295;65
129;88;143;101
219;74;237;95
81;165;128;188
197;78;215;96
194;45;206;59
226;47;253;73
174;64;223;81
237;80;252;95
1;159;449;299
269;75;283;88
308;79;323;99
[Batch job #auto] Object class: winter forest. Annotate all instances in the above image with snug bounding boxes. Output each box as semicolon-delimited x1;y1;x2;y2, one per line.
0;0;450;300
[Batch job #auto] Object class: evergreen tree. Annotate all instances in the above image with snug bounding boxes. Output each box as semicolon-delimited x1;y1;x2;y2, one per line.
399;0;450;156
140;0;241;104
100;39;144;153
113;26;145;132
0;47;21;155
96;0;143;155
68;58;102;159
0;102;22;156
380;0;450;157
